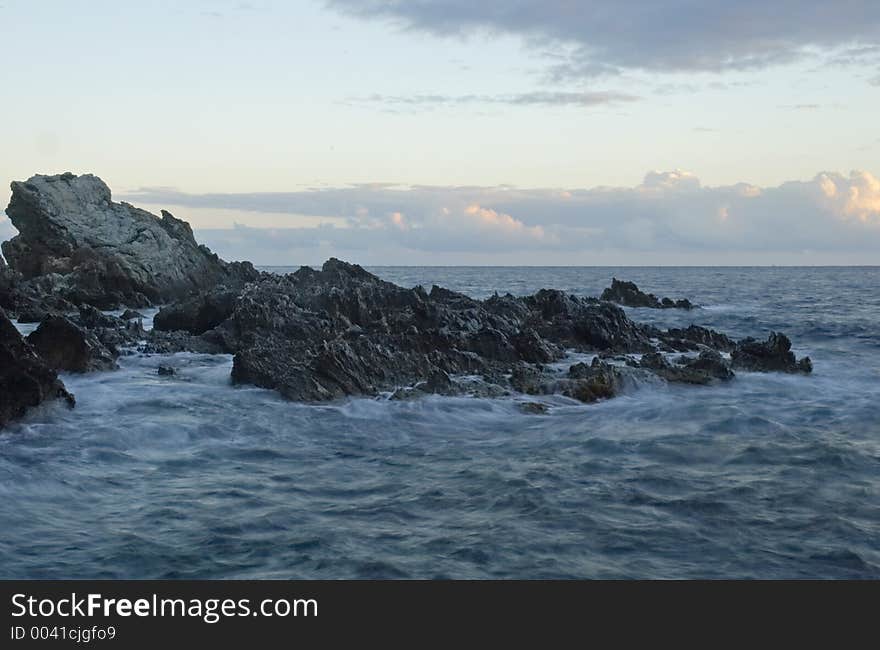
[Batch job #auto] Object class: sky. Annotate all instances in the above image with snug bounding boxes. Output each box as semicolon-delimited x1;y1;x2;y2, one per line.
0;0;878;265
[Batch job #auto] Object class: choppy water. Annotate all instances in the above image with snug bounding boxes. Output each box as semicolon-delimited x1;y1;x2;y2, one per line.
1;267;879;579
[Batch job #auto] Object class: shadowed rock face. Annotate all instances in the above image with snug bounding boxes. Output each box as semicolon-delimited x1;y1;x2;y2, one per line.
640;350;735;384
601;278;694;309
731;332;813;374
211;260;668;402
27;315;117;373
142;257;813;404
0;308;74;428
2;173;259;308
220;259;569;401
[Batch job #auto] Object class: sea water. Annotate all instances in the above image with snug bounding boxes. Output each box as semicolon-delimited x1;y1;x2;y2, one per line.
1;267;878;578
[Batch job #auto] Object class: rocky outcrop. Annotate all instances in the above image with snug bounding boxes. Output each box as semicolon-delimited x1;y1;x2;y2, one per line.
153;286;240;334
147;258;812;403
565;359;625;402
639;350;734;384
210;259;653;401
213;259;670;402
660;325;736;352
27;315;117;373
2;173;260;308
601;278;694;309
731;332;812;374
0;308;74;428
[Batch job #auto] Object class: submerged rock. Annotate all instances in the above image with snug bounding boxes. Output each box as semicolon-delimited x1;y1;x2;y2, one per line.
27;315;117;372
565;358;624;402
601;278;694;309
1;172;259;308
157;365;176;377
731;332;812;374
119;309;144;321
0;308;74;428
518;401;549;415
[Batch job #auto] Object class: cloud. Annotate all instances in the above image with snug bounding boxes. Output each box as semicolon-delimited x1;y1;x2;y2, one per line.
119;169;880;264
326;1;880;78
346;90;638;111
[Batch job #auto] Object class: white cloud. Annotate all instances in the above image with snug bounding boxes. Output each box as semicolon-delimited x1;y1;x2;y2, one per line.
815;170;880;223
115;169;880;265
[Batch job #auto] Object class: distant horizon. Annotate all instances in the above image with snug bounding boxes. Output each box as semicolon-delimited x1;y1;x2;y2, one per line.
259;263;880;269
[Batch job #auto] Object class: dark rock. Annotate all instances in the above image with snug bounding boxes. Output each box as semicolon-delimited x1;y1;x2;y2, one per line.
390;370;461;400
0;308;74;428
27;315;117;372
660;325;736;352
157;365;176;376
565;358;624;402
640;350;734;384
518;401;548;415
138;330;225;355
601;278;694;309
16;306;50;324
154;287;239;335
120;309;144;321
77;304;124;329
523;289;654;352
731;332;812;374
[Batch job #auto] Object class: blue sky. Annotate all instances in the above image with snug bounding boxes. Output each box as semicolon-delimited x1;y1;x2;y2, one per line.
1;0;878;264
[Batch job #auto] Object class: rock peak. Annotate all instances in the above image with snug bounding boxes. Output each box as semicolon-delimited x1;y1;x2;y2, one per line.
1;172;258;308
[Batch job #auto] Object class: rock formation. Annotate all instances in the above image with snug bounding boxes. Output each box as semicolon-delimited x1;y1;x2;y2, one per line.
731;332;813;374
2;172;260;309
639;350;734;384
0;308;74;428
27;315;117;373
601;278;694;309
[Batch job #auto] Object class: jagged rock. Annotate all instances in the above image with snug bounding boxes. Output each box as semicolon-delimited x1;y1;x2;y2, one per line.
731;332;812;374
120;309;144;321
0;262;16;313
222;260;802;403
390;370;461;400
601;278;694;309
153;287;240;335
27;315;117;372
77;304;124;329
640;350;734;384
523;289;654;352
660;325;736;352
15;307;50;324
157;365;176;376
0;308;74;428
138;330;225;355
1;173;259;307
565;358;624;402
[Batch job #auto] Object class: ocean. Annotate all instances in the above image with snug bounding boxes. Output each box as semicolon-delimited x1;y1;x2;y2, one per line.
1;266;878;579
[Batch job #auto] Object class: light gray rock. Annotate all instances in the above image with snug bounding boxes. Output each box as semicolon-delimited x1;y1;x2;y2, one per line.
2;172;258;307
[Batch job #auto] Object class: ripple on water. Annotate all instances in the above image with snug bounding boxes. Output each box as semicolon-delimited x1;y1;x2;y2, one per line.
1;267;879;578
